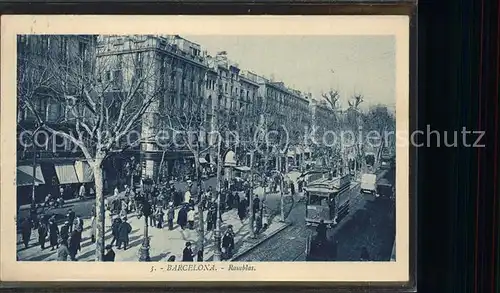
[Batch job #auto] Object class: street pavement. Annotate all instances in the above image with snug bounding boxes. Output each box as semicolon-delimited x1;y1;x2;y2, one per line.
234;169;396;261
16;177;291;262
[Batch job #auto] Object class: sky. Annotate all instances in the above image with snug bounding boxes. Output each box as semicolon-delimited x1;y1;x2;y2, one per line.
185;35;395;111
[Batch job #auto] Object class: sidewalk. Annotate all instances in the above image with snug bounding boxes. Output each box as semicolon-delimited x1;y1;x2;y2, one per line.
17;194;289;262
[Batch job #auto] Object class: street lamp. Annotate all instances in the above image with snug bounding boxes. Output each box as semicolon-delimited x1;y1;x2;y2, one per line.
213;148;235;261
139;176;154;262
30;123;44;210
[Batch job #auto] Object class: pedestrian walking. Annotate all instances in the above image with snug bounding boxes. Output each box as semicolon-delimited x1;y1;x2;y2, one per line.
221;230;235;260
155;206;164;229
167;203;175;230
237;198;246;221
183;185;190;203
182;242;194;262
121;200;128;215
37;220;48;250
68;230;81;261
78;184;86;200
20;218;32;249
149;204;157;227
252;195;260;218
103;244;115;262
206;206;214;231
211;203;218;227
360;247;370;261
187;207;195;230
57;239;70;261
177;204;188;230
117;217;132;250
110;217;121;246
60;221;70;245
316;219;327;242
67;209;75;233
74;215;84;234
48;218;59;250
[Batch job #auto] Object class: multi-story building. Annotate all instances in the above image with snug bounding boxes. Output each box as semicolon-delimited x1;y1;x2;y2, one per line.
17;34;338;202
96;35;209;181
16;35;97;206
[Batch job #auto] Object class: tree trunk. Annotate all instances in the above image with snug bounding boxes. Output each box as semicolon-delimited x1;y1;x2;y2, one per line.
193;151;205;252
93;159;105;261
280;175;285;221
248;151;255;238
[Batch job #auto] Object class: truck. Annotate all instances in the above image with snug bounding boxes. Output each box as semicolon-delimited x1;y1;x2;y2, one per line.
360;173;377;195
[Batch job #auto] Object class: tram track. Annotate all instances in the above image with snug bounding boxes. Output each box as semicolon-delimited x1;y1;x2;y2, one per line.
233;169;391;261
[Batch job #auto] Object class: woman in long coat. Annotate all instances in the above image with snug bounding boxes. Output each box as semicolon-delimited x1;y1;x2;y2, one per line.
237;199;247;221
206;207;214;231
37;221;48;250
68;230;81;261
48;219;59;250
20;218;32;248
177;205;188;230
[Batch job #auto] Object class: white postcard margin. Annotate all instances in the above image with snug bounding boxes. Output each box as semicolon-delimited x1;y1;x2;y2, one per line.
0;15;410;283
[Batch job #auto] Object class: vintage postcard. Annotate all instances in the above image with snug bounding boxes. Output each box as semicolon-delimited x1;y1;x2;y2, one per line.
1;15;410;283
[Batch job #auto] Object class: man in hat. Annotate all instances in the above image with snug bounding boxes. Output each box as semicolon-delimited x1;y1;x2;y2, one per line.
110;216;122;246
182;241;194;261
60;220;70;245
66;209;75;233
103;244;115;262
117;217;132;250
167;202;175;230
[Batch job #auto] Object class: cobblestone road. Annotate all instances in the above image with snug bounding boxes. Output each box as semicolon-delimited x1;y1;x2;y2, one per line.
235;170;396;262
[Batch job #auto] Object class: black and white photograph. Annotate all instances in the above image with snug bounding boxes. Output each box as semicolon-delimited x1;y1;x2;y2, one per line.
2;15;409;282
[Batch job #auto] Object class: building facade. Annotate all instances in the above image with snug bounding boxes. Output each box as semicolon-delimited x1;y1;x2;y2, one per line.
17;35;346;200
16;35;97;206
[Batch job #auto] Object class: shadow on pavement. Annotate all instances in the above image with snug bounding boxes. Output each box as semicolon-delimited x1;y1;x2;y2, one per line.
333;196;395;261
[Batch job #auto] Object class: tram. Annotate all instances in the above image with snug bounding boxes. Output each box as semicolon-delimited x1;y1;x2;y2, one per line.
304;171;352;227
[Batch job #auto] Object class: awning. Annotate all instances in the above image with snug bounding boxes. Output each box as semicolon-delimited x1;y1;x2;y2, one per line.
75;161;94;183
199;157;208;164
54;163;80;184
17;165;45;186
234;166;251;172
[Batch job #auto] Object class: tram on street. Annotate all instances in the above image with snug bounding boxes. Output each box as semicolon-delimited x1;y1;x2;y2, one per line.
303;171;352;227
303;168;352;261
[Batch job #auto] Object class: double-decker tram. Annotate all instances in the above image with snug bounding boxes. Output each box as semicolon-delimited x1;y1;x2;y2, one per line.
304;171;352;227
303;168;353;261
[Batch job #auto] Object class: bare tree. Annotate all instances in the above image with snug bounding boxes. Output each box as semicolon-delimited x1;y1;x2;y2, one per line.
156;65;211;252
363;104;395;166
18;35;164;260
345;94;365;173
